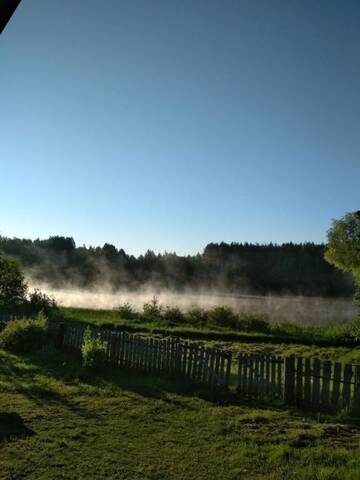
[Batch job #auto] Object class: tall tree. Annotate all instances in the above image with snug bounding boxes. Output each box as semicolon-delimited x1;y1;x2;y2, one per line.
325;211;360;307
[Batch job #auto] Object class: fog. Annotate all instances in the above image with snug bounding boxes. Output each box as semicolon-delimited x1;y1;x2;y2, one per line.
29;282;357;326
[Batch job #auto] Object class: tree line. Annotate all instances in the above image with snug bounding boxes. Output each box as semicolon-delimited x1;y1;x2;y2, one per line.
0;235;354;297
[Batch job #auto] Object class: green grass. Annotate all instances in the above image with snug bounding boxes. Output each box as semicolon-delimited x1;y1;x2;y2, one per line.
1;349;360;479
60;306;357;349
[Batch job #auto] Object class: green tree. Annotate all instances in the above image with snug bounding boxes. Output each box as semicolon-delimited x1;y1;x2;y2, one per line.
0;254;27;312
325;211;360;308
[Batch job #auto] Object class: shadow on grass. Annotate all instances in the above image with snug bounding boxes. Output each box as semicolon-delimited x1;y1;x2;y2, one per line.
0;412;34;442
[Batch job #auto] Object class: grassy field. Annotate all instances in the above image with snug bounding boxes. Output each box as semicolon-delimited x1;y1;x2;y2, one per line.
60;307;357;347
60;307;360;365
1;348;360;480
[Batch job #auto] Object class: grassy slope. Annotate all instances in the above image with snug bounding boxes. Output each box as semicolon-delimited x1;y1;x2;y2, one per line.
60;307;360;364
1;349;360;480
62;306;353;341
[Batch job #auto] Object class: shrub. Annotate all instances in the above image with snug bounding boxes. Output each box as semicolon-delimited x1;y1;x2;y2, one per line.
143;296;162;319
27;289;58;318
0;312;48;353
81;327;108;370
270;320;304;337
238;313;270;333
162;306;184;324
350;316;360;341
118;302;136;319
0;254;27;314
186;307;208;326
207;306;238;328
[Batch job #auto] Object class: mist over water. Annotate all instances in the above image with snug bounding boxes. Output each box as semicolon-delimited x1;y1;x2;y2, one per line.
29;282;357;327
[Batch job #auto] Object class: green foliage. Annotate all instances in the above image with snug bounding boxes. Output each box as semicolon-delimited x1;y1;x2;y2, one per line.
0;254;27;313
208;306;238;328
0;235;354;297
1;349;360;479
0;312;48;353
186;307;209;326
81;327;108;370
325;211;360;309
117;302;136;319
27;288;58;317
162;306;184;324
325;211;360;273
238;313;270;332
143;296;162;319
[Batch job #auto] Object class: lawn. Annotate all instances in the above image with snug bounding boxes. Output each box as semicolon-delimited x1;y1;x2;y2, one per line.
1;349;360;479
60;306;357;348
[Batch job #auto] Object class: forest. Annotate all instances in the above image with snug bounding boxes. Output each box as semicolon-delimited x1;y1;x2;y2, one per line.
0;235;354;297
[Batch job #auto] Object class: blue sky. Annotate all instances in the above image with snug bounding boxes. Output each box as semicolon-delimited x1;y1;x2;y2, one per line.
1;0;359;255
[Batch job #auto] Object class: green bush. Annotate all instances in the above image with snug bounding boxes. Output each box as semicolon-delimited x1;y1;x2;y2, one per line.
162;306;184;324
0;312;48;353
207;306;238;328
143;296;162;319
81;327;108;370
350;316;360;341
238;313;270;333
118;302;137;319
27;289;58;318
186;307;208;326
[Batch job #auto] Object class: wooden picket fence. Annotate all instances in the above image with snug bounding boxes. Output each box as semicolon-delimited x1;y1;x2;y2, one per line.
237;353;360;411
55;323;232;391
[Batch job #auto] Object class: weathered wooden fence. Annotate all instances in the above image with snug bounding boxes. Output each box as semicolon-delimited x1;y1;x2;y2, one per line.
237;353;360;411
55;323;232;391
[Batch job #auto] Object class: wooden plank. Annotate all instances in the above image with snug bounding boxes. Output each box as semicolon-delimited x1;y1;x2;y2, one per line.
242;354;249;396
304;357;312;407
277;356;283;400
343;364;353;409
321;360;331;409
186;344;194;379
202;348;210;384
224;353;231;391
253;356;259;398
248;356;254;398
312;358;321;409
237;354;243;393
285;356;295;405
354;365;360;408
199;346;206;383
219;351;225;389
295;357;303;407
208;348;216;390
213;349;221;390
270;356;276;399
265;355;270;398
258;355;265;400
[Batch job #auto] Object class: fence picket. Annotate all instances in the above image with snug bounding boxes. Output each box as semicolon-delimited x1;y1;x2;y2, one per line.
312;359;321;409
321;361;331;408
343;364;353;409
304;358;311;407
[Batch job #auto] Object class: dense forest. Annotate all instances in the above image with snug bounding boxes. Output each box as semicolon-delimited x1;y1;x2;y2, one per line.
0;235;354;297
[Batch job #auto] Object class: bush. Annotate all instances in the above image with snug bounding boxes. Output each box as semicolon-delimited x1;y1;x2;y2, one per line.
0;312;48;353
81;327;108;370
143;296;162;319
0;254;27;314
186;307;208;326
238;313;270;333
207;306;238;328
162;306;184;324
118;302;136;320
350;316;360;341
27;289;58;318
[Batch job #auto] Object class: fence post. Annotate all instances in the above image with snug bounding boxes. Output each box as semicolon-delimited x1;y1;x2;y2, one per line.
56;322;66;349
285;356;295;405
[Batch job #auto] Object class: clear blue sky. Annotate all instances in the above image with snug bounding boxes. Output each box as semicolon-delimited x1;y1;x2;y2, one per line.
1;0;359;255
